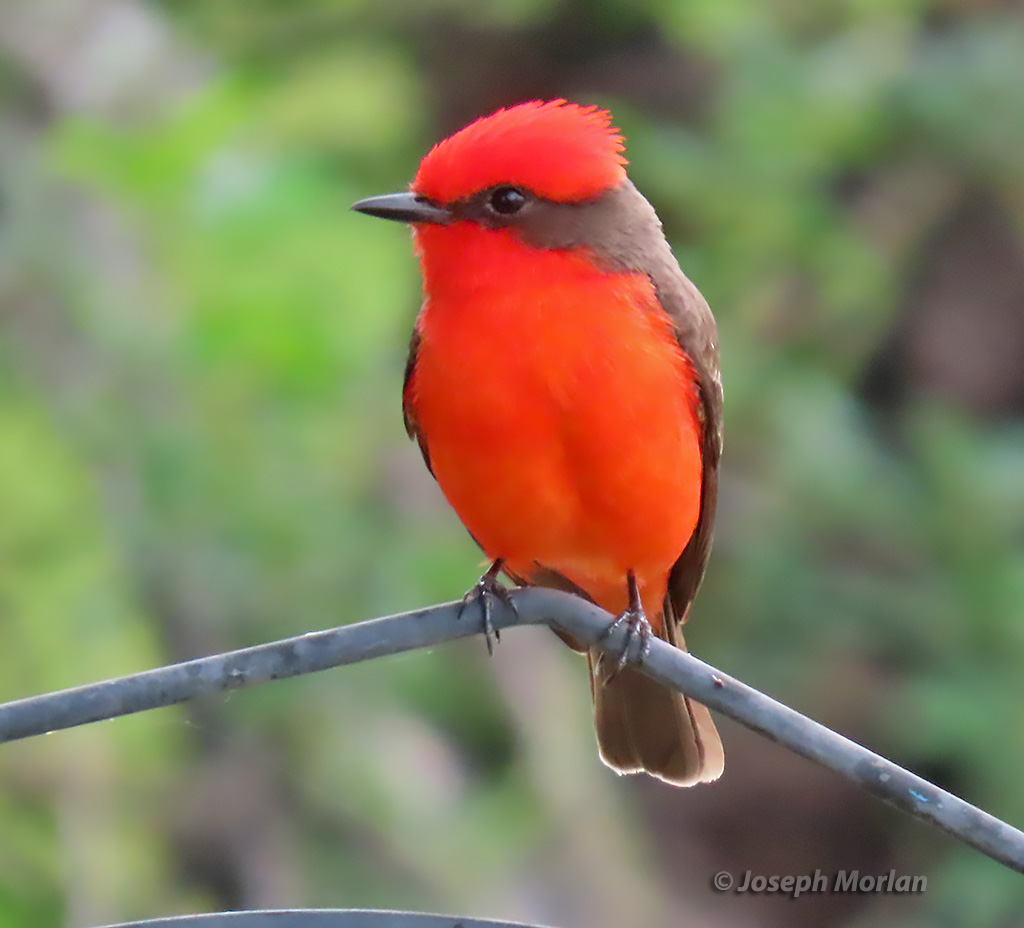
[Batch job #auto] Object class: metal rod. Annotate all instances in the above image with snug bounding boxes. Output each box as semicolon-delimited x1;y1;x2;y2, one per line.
1;587;1021;874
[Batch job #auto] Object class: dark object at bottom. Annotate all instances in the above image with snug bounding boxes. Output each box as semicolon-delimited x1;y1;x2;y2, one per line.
100;910;553;928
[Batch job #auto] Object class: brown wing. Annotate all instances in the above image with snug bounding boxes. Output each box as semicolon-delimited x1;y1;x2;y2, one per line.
659;279;722;622
402;326;433;476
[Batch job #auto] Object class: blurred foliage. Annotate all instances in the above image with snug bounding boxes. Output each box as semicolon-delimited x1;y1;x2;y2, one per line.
1;1;1024;926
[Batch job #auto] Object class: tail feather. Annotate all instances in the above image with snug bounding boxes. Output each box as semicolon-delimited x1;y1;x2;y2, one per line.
589;620;723;787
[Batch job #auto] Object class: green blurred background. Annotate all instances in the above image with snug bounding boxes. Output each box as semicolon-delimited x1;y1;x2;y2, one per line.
1;0;1023;925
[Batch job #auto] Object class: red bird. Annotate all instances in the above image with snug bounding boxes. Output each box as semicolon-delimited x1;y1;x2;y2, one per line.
354;100;724;786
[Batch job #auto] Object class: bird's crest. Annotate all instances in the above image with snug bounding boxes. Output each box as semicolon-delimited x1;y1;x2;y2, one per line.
413;100;628;206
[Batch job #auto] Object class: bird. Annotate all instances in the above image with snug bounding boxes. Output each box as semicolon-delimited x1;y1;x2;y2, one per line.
353;99;724;786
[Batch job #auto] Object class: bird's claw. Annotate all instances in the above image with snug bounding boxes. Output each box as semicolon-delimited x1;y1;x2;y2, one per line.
597;572;651;681
598;607;652;680
458;559;516;656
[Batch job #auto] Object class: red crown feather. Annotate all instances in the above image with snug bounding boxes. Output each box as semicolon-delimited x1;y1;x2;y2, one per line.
412;100;628;205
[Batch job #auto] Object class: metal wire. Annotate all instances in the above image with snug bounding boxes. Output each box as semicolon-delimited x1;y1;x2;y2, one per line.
102;909;550;928
1;587;1022;874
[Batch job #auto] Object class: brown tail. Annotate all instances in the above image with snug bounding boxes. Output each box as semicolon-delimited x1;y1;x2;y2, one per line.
588;619;724;787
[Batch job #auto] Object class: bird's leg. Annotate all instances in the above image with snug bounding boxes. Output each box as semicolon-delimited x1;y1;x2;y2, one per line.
597;571;652;679
458;558;517;656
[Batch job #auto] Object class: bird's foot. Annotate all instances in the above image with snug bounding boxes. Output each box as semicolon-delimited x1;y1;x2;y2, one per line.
458;558;516;656
597;572;652;680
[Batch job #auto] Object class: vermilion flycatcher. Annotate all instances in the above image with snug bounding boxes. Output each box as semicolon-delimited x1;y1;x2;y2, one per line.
354;100;724;786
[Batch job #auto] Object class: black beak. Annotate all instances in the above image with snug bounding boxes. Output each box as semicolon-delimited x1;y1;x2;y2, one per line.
351;192;452;225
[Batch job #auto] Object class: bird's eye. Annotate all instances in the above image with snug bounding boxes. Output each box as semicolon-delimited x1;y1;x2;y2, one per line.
488;186;527;215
